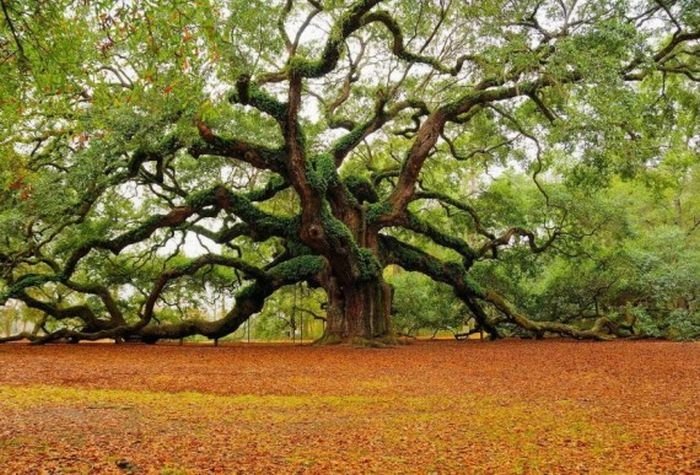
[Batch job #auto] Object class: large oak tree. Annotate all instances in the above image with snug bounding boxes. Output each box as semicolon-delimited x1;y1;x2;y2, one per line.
1;0;698;344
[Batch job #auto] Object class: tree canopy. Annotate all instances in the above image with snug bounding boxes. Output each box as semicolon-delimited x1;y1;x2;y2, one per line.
0;0;698;344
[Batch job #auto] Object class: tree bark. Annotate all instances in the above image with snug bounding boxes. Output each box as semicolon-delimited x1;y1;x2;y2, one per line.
311;204;395;344
318;276;393;344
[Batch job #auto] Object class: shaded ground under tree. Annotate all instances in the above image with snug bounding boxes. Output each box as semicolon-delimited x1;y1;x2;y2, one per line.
0;340;697;473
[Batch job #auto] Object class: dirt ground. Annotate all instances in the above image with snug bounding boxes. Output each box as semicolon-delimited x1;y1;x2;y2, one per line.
0;339;698;474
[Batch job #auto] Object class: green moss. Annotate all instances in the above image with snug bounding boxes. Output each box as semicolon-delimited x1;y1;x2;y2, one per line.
254;91;286;120
286;239;312;257
342;175;378;203
245;175;287;202
443;261;465;278
229;84;287;121
462;275;485;297
422;256;445;278
112;213;175;250
306;153;338;193
317;204;383;281
332;126;367;156
269;255;326;282
225;191;296;238
405;214;477;260
186;185;297;244
366;201;392;223
287;56;320;77
287;1;380;78
235;282;268;301
385;237;446;279
342;174;369;189
262;148;285;166
320;203;354;245
357;248;381;281
185;188;217;209
5;274;56;300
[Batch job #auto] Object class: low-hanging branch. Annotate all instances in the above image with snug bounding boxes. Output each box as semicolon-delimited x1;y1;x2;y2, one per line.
4;254;328;345
379;234;626;341
1;183;298;307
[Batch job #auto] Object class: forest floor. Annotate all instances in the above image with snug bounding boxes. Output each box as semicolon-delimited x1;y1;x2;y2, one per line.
0;340;698;474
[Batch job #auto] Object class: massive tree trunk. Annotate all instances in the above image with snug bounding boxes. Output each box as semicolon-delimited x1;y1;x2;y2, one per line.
310;201;395;344
319;276;393;344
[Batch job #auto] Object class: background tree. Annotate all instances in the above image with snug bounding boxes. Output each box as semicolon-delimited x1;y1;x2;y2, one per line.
468;165;700;339
0;0;698;344
390;271;470;338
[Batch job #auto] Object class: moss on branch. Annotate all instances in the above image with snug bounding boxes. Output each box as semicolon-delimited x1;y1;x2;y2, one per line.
245;176;288;202
268;255;327;283
306;153;339;193
357;248;382;281
404;213;477;266
380;234;628;341
343;175;378;204
366;201;392;224
229;76;288;122
286;0;383;78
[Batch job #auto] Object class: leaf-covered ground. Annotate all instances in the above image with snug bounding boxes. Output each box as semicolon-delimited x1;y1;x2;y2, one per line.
0;340;697;474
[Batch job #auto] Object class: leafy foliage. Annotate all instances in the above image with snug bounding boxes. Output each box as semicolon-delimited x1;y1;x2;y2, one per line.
389;271;468;336
0;0;698;343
